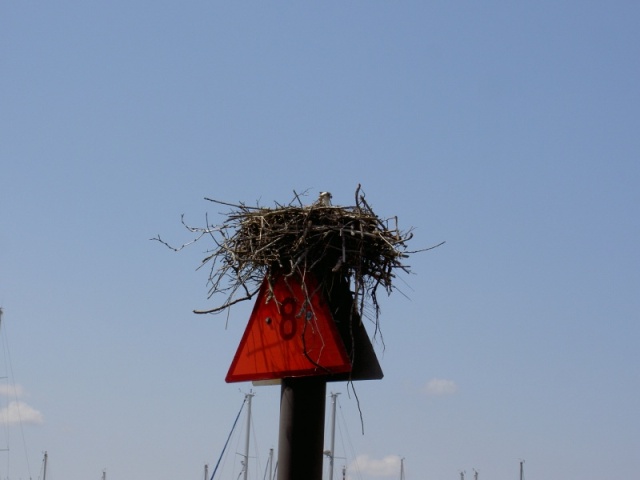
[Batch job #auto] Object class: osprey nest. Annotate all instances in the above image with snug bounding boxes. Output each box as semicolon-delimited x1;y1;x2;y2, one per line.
156;186;435;330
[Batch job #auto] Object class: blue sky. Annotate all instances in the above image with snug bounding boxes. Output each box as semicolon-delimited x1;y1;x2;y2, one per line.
1;2;639;480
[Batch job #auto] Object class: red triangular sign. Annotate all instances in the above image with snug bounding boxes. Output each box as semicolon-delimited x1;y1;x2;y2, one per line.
226;273;352;383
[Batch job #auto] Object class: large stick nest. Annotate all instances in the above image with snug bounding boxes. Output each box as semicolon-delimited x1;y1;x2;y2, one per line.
155;186;438;331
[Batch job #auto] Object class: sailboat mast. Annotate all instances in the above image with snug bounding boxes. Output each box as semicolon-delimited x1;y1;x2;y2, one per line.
328;392;339;480
399;457;405;480
42;451;48;480
519;460;525;480
242;392;254;480
268;448;274;480
204;463;208;480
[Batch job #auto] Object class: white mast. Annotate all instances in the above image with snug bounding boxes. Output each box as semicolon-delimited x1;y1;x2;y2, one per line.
242;392;254;480
267;448;274;480
326;392;340;480
42;452;48;480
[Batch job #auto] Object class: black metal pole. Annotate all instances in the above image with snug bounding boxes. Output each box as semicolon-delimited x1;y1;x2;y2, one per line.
277;377;327;480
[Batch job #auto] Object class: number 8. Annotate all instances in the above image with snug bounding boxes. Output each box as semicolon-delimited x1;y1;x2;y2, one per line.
279;297;297;340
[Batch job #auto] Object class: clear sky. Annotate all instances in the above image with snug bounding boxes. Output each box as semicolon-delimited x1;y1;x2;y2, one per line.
1;2;639;480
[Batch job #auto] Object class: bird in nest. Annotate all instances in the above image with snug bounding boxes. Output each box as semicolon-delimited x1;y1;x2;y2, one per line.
317;191;332;206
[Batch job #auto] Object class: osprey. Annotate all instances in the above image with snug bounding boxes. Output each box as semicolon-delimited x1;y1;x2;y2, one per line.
317;191;332;206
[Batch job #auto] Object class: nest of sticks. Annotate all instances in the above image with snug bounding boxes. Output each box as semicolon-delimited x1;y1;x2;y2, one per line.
155;186;438;332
